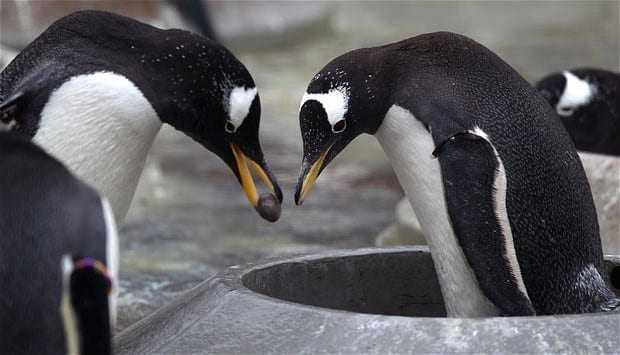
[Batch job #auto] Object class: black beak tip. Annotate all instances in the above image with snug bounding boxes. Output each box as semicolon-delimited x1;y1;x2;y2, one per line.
293;186;303;206
274;184;284;204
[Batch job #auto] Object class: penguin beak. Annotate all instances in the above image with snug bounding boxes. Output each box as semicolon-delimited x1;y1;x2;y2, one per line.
230;143;283;221
295;144;332;205
294;129;356;205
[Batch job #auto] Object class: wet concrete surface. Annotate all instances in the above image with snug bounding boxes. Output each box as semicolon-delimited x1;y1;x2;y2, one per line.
1;1;618;333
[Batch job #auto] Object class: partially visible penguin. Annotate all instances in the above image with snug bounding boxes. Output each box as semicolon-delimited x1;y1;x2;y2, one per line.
294;32;619;316
0;10;281;224
536;68;619;156
0;131;118;355
168;0;217;41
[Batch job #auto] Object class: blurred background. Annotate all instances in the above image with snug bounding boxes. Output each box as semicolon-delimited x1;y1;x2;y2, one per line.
1;0;618;331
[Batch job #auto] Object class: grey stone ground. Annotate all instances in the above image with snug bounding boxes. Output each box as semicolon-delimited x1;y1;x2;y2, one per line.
1;1;618;333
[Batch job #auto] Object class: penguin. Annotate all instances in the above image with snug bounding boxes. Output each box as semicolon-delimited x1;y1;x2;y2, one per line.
0;131;118;355
168;0;217;41
536;68;619;156
0;10;282;224
294;32;619;316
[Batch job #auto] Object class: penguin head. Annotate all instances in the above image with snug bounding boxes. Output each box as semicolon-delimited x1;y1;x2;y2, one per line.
61;256;113;355
119;21;283;220
155;35;282;219
294;54;386;204
536;70;613;151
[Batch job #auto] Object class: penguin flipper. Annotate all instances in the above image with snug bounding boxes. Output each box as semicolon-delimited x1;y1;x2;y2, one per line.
435;129;536;316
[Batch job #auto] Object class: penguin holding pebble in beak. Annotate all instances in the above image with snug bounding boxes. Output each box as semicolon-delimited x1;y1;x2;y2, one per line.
0;131;118;355
536;68;619;156
295;32;619;316
0;10;282;224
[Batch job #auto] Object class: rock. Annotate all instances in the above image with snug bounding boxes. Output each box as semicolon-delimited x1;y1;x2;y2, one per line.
375;199;425;246
114;247;620;354
256;193;281;222
580;152;620;255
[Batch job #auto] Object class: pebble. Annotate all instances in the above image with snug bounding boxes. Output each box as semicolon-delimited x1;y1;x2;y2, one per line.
255;193;281;222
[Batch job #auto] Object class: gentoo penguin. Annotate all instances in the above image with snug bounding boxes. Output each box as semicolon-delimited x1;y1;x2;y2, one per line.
295;32;619;316
536;68;619;156
0;10;282;223
0;131;118;355
168;0;217;41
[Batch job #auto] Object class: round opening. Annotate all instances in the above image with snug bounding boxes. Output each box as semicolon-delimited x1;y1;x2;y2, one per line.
610;265;620;290
242;250;446;317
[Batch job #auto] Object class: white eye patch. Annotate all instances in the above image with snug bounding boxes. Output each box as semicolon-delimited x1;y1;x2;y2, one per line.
300;87;349;128
226;86;257;131
557;71;594;116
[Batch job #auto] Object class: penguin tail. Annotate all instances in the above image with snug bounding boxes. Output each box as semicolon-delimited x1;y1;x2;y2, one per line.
600;297;620;312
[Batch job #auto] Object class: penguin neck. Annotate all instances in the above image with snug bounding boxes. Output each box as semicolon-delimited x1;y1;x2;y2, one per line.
375;104;500;317
34;71;162;223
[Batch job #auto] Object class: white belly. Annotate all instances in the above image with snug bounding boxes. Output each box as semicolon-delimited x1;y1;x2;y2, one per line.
375;104;500;317
34;72;161;223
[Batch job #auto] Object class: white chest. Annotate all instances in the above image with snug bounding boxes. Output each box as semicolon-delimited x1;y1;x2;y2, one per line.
375;104;499;317
34;72;162;223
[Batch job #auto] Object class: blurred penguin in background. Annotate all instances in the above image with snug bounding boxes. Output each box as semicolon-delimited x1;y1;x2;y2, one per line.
0;131;118;355
168;0;217;41
537;68;619;156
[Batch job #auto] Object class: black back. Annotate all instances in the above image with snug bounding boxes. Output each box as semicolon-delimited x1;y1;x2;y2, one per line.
0;132;108;354
536;68;620;155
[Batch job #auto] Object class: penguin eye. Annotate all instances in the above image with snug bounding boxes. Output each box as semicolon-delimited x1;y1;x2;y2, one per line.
557;106;575;117
332;120;346;133
225;120;237;134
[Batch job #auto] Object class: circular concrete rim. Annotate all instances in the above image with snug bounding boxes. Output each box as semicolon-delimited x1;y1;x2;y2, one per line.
115;246;620;354
239;246;620;317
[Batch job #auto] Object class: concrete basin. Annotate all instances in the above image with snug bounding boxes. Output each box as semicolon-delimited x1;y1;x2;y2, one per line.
115;247;620;354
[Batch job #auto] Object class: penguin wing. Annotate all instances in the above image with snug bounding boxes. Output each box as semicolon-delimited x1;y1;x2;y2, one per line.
435;129;536;316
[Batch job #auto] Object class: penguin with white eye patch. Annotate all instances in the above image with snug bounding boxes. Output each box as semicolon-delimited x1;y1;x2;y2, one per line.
0;132;118;355
295;32;619;316
0;10;282;224
536;68;620;156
